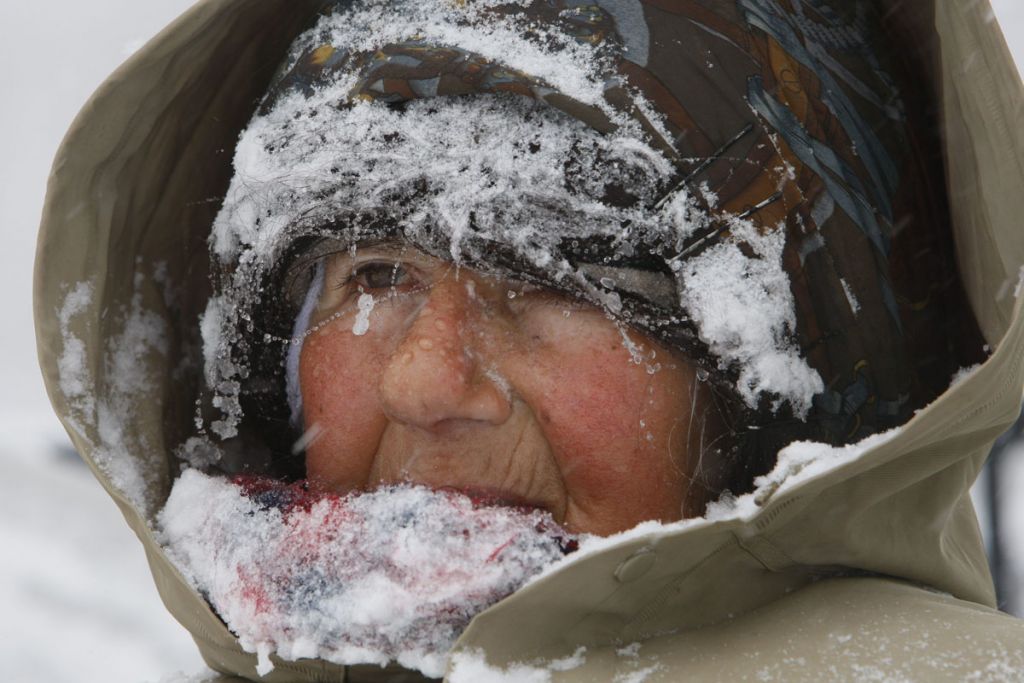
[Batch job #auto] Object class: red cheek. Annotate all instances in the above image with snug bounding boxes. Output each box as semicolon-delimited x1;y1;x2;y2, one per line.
520;333;691;532
533;346;646;476
299;326;387;490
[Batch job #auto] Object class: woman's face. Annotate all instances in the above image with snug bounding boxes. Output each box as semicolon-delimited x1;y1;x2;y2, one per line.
298;242;716;536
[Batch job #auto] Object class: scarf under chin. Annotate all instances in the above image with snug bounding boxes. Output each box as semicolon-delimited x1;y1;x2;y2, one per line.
158;470;578;677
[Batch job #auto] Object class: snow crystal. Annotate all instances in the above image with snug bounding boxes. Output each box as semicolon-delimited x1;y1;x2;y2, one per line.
93;283;168;510
613;664;663;683
746;428;903;507
617;642;642;658
107;276;169;397
950;364;982;389
57;281;94;413
484;366;513;402
448;648;586;683
213;94;663;265
289;1;610;110
199;295;225;388
840;278;860;315
549;648;588;672
290;422;325;456
56;275;169;512
175;436;223;470
352;293;375;336
159;472;576;678
675;219;823;416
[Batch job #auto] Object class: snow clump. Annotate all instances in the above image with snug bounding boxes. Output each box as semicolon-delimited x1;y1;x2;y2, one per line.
158;471;577;678
56;274;169;513
675;218;823;416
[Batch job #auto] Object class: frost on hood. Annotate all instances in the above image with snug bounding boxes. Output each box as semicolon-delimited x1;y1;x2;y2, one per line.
159;471;577;678
448;647;587;683
200;0;823;441
56;273;169;513
57;281;95;418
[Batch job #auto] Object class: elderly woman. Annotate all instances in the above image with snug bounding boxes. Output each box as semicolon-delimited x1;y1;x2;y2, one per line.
36;0;1024;680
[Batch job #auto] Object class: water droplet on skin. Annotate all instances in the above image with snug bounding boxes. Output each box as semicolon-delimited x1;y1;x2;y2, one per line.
507;290;517;299
600;277;616;289
696;368;710;382
645;432;654;442
418;338;434;351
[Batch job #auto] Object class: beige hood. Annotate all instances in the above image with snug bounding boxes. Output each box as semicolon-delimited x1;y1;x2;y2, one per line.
34;0;1024;680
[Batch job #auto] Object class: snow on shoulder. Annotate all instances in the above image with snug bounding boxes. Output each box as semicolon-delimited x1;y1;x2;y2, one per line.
448;647;587;683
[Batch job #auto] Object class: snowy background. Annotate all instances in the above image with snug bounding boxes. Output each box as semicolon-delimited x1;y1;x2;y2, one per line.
0;2;1022;681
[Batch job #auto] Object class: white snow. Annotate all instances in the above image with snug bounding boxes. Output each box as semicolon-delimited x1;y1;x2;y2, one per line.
675;219;824;416
840;278;860;315
352;292;376;336
448;648;586;683
950;364;983;389
288;0;610;110
159;472;576;677
56;276;169;512
56;281;94;413
617;642;643;658
613;664;663;683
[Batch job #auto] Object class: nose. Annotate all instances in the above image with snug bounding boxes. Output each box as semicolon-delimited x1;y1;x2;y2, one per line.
379;276;513;429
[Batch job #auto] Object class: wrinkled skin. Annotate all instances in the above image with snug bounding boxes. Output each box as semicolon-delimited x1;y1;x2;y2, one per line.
299;243;719;535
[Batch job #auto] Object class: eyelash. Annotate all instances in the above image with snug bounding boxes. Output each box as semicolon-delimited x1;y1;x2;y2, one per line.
323;258;593;314
333;260;414;294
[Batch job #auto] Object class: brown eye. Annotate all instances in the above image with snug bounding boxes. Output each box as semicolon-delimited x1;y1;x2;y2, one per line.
354;262;411;291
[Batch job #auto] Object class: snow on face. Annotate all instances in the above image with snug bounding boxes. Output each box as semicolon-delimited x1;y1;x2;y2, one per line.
158;471;576;678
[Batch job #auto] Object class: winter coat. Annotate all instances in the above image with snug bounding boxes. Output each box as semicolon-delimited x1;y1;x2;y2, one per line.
34;0;1024;680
